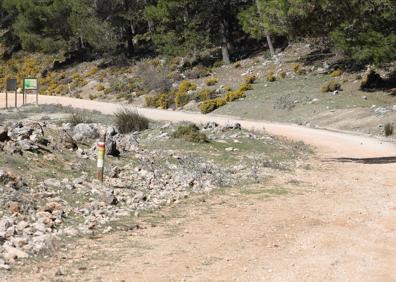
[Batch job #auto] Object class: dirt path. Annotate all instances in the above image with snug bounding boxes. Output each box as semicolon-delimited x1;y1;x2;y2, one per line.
1;95;396;282
1;94;395;158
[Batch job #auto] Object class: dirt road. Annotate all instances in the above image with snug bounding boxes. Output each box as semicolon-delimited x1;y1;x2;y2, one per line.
1;94;395;158
1;94;396;282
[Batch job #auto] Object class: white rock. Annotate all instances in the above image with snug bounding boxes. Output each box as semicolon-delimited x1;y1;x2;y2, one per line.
3;245;29;260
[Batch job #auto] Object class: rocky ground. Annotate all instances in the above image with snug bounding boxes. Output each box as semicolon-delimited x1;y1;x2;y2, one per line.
0;105;310;271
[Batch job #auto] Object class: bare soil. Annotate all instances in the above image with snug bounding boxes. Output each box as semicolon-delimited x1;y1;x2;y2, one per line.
1;95;396;282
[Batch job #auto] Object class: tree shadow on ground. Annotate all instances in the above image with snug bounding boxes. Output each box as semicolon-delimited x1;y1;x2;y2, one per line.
326;156;396;164
361;70;396;95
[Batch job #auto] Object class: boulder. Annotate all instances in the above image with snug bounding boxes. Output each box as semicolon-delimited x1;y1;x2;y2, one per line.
59;130;78;150
31;234;58;254
102;190;118;206
116;134;139;152
72;124;99;141
104;137;120;157
8;125;33;141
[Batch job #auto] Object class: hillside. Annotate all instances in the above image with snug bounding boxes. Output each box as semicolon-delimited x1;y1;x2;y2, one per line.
2;43;394;139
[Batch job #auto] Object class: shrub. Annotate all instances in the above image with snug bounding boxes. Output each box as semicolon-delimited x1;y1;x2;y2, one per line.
225;90;246;102
244;75;257;84
321;80;342;93
292;63;307;75
109;78;139;94
198;89;214;101
67;112;92;126
215;97;227;107
213;61;223;68
330;69;343;77
266;71;276;82
172;124;208;143
184;65;211;79
205;77;219;86
223;85;232;92
89;94;97;100
71;73;88;88
200;100;218;114
239;83;253;91
145;95;158;108
199;97;228;114
385;123;394;136
234;62;242;68
292;63;301;74
163;93;175;109
144;93;174;109
85;66;99;78
96;84;105;91
136;61;172;92
175;92;190;107
279;71;287;79
114;108;149;134
360;70;383;89
178;80;197;93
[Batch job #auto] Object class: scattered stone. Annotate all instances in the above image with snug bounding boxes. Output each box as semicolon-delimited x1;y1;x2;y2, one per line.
374;107;389;115
203;122;219;130
0;259;10;270
43;179;61;189
3;245;29;260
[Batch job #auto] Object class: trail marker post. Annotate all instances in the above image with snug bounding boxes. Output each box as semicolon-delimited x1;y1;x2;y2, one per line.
96;134;106;182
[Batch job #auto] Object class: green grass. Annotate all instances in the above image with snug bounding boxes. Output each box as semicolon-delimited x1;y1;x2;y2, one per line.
140;131;308;167
215;74;395;124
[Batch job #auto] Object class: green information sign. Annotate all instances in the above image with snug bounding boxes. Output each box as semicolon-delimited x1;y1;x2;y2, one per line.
24;78;38;90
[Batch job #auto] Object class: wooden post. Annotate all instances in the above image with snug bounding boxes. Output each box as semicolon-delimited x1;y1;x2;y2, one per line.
22;82;25;106
14;89;17;108
5;90;8;109
35;79;39;106
96;134;106;182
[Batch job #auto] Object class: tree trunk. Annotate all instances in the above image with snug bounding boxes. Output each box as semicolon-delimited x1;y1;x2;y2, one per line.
144;0;155;32
255;0;275;57
220;22;231;64
266;33;275;57
125;24;135;58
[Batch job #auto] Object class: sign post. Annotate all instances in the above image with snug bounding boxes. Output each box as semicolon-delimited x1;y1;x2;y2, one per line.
23;78;39;106
5;79;17;109
96;134;106;182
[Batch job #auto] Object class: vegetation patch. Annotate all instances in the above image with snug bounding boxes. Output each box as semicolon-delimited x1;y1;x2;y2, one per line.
205;77;219;86
175;80;197;108
171;124;208;143
321;80;342;93
114;108;149;134
266;71;276;82
66;113;92;126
